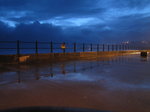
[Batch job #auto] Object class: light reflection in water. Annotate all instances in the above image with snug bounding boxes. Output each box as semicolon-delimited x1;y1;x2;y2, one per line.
0;54;150;89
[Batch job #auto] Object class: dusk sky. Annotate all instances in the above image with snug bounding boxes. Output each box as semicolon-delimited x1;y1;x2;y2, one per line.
0;0;150;43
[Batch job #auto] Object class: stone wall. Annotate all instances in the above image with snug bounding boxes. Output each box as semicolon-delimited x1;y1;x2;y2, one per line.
0;50;141;64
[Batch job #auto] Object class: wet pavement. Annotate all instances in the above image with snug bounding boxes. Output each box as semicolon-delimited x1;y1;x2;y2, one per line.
0;54;150;112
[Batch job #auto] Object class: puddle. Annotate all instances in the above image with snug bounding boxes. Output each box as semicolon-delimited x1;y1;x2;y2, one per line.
0;54;150;112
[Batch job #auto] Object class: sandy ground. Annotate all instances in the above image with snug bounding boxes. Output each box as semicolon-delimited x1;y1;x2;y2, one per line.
0;54;150;112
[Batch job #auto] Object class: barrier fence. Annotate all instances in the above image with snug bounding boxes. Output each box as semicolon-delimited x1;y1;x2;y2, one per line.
0;40;138;55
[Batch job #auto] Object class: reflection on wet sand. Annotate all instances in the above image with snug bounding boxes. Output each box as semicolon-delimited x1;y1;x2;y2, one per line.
0;54;150;112
140;57;148;62
0;55;149;84
0;56;126;84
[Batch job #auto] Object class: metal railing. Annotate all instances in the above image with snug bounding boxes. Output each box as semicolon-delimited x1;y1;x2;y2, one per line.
0;40;138;56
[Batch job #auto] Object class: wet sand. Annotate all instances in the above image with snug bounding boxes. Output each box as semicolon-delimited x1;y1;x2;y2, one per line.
0;54;150;112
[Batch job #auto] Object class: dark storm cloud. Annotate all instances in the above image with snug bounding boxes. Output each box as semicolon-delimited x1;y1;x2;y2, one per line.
0;0;104;22
116;14;150;41
0;0;150;42
0;21;13;40
1;0;150;22
112;0;150;9
0;21;65;41
0;21;101;43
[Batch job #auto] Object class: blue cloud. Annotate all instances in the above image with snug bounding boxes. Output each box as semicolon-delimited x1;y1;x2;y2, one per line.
0;0;150;42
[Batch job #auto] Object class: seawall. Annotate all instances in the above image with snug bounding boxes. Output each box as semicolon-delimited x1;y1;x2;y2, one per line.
0;50;142;64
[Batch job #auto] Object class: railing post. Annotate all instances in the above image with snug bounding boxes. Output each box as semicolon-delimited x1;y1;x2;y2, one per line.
103;44;105;51
16;40;20;62
35;40;38;55
133;45;135;50
97;44;99;52
135;46;137;50
91;44;93;52
108;44;110;51
83;43;85;52
126;45;128;50
122;44;124;50
116;44;118;51
123;45;125;50
112;44;114;51
128;45;130;50
125;45;127;50
131;45;133;50
74;43;76;53
119;44;121;51
50;41;53;53
63;42;66;53
124;44;126;50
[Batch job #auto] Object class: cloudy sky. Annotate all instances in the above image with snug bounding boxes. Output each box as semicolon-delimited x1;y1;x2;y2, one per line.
0;0;150;43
